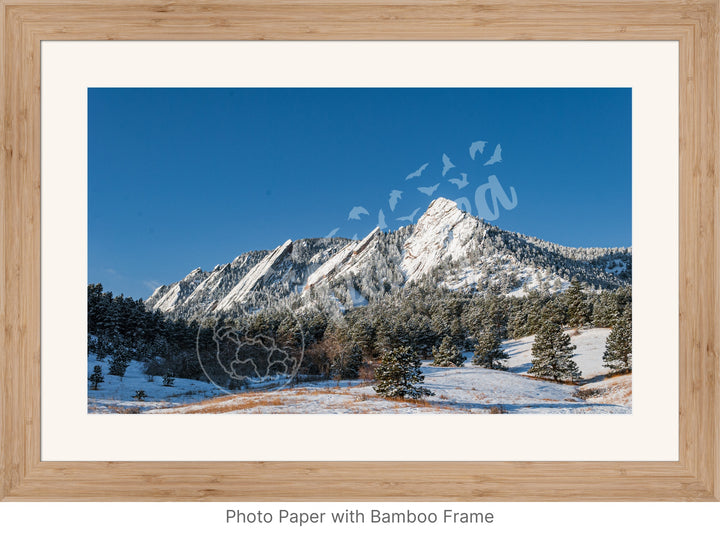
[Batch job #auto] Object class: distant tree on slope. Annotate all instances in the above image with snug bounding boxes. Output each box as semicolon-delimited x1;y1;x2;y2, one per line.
592;291;619;327
88;365;104;390
108;351;130;380
529;321;580;382
603;308;632;374
564;277;590;329
162;370;176;387
431;336;466;367
472;331;509;370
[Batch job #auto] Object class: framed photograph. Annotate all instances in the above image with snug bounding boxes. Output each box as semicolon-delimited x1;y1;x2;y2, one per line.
1;1;718;501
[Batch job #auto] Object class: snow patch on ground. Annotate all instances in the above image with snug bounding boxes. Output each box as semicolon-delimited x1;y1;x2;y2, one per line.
348;286;369;307
87;357;228;413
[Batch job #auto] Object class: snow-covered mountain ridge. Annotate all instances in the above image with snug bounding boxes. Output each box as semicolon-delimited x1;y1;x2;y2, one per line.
146;198;631;319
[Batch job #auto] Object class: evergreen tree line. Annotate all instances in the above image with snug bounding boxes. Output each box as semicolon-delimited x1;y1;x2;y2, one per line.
89;278;631;392
314;279;630;360
89;283;366;388
88;283;205;381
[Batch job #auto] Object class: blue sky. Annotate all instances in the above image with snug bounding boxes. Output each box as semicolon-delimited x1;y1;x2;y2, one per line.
89;87;631;299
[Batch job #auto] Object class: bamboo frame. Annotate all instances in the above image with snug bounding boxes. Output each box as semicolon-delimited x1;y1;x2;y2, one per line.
1;0;718;501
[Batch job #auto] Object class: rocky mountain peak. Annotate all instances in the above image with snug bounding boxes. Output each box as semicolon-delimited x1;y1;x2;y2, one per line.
401;198;483;283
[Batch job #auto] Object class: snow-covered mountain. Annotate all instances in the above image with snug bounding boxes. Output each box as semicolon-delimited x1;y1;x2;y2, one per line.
146;237;350;319
146;198;631;319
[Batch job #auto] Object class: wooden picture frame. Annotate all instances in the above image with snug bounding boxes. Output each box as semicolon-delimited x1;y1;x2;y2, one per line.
1;0;718;501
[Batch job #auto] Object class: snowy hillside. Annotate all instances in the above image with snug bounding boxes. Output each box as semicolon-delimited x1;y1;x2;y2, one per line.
87;356;228;413
503;328;614;381
146;198;631;320
90;328;630;414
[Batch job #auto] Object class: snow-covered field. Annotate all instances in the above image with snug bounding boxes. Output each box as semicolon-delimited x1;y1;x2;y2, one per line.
503;328;614;382
88;328;631;414
87;358;229;413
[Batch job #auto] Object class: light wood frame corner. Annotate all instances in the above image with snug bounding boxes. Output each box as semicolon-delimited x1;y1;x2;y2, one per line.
1;0;718;501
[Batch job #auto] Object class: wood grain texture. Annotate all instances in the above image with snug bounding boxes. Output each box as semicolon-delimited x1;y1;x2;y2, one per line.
1;0;718;501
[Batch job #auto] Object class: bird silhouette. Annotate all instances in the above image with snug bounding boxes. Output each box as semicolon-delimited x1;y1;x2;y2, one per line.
418;183;440;196
377;209;387;229
405;162;429;180
348;206;370;220
388;190;403;211
325;227;340;238
396;207;421;223
441;153;455;176
469;140;487;160
448;173;469;189
484;144;502;166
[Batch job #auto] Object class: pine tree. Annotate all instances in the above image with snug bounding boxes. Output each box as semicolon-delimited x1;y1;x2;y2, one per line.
108;353;129;380
405;313;436;359
430;297;466;347
603;308;632;373
346;312;375;357
94;338;111;362
162;370;176;387
132;390;147;401
331;343;364;380
484;294;509;339
431;336;465;367
541;300;567;326
592;291;620;327
472;331;509;370
374;346;433;399
564;277;589;328
529;321;581;381
88;365;104;390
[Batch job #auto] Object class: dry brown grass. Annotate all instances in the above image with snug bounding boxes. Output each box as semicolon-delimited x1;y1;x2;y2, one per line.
380;396;436;407
166;384;366;414
182;395;287;414
573;374;632;406
602;369;632;379
104;405;141;414
519;373;579;385
574;387;604;400
161;380;466;415
369;394;457;412
296;387;341;396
